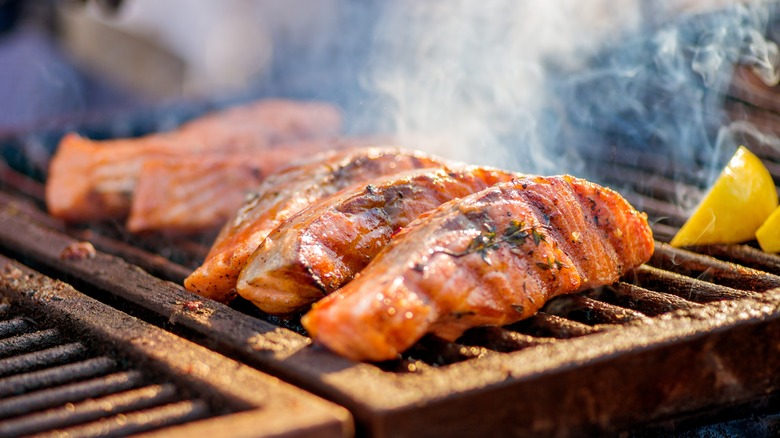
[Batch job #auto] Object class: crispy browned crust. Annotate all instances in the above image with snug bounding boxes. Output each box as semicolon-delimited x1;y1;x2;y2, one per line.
302;175;654;361
237;165;518;314
184;148;448;303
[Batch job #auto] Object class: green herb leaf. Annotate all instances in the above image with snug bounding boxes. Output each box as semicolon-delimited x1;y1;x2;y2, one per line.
532;228;546;245
441;220;551;265
535;261;551;270
504;219;529;245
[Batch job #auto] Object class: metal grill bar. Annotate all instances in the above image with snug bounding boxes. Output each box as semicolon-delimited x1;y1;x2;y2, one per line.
0;384;179;437
649;223;679;243
581;146;697;183
74;230;194;284
651;243;780;291
401;336;493;366
0;329;61;358
598;282;703;316
0;342;87;377
39;400;212;438
0;317;32;338
631;265;757;303
0;356;117;398
0;371;145;419
511;312;602;338
458;326;551;353
543;295;650;325
689;244;780;276
594;164;695;202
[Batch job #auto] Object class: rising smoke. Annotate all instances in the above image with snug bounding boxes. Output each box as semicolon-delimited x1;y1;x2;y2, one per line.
357;0;780;193
72;0;780;196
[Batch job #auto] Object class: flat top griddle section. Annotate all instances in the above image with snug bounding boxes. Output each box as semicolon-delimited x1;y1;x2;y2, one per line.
0;255;353;438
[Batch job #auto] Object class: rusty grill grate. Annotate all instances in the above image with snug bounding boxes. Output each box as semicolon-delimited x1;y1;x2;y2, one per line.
1;100;780;436
0;256;351;438
0;156;779;437
0;304;214;437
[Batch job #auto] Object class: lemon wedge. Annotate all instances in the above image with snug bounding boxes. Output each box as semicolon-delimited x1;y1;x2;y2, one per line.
670;146;777;247
756;206;780;252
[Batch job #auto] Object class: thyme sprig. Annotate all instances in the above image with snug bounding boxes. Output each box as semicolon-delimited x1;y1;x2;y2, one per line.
440;219;553;265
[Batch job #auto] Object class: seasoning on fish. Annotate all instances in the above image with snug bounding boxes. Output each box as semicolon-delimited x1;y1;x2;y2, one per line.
126;141;350;234
184;148;448;303
237;166;518;315
46;99;341;222
302;175;654;362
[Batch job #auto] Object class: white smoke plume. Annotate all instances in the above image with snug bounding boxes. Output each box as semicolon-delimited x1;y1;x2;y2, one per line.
361;0;779;179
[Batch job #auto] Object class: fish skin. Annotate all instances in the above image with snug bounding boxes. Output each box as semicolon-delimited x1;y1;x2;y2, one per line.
301;175;654;362
184;148;448;303
237;165;519;315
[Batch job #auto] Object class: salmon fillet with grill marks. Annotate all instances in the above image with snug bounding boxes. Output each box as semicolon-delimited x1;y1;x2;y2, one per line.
184;148;447;303
237;166;519;315
302;175;654;361
126;140;352;234
46;100;341;222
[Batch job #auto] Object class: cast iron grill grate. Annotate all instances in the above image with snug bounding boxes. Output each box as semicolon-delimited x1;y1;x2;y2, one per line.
1;153;779;437
0;303;214;437
0;257;352;438
1;100;779;436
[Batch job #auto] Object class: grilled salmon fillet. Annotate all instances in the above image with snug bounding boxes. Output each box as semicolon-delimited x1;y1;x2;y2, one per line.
126;141;351;234
237;166;518;315
184;148;447;303
46;100;341;222
302;175;654;361
173;99;342;146
127;155;268;235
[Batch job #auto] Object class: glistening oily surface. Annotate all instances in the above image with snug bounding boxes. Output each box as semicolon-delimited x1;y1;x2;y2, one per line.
184;148;447;304
303;175;654;361
237;165;518;315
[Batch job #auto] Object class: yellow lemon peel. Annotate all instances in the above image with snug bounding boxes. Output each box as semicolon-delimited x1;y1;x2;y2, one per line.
756;205;780;253
670;146;777;247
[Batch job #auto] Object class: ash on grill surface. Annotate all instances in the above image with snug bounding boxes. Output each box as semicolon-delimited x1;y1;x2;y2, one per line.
0;258;352;438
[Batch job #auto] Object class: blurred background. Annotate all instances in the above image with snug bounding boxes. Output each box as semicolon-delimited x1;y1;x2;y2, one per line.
1;0;778;182
0;0;363;131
